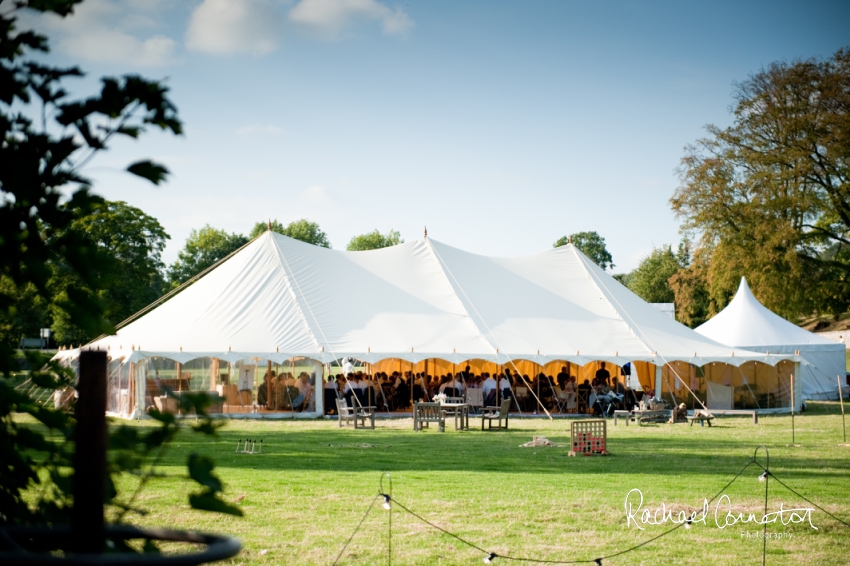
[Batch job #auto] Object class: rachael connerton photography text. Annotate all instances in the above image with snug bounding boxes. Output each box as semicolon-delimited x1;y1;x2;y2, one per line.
624;489;818;531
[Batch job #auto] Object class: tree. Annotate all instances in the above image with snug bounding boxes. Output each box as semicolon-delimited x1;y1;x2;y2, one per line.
249;218;331;248
0;0;181;352
0;279;49;348
553;231;614;270
347;229;403;251
612;272;632;287
167;226;248;288
248;219;286;239
627;245;682;304
669;250;712;328
0;0;241;534
671;47;850;319
48;201;170;344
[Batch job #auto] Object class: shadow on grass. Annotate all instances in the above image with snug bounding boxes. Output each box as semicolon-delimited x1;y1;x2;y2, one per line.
153;424;850;481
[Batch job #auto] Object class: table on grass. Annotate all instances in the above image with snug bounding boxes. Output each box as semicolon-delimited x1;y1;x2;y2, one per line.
440;402;470;431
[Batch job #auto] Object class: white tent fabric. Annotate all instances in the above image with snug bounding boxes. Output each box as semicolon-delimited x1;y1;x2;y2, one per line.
64;232;789;369
695;277;846;400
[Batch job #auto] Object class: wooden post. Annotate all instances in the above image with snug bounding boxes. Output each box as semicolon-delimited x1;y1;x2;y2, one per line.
791;373;796;445
210;358;219;391
128;362;135;415
73;350;108;554
176;362;182;415
838;374;847;445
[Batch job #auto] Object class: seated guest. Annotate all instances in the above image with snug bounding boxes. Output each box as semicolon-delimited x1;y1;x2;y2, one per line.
498;371;513;401
323;376;338;414
449;373;466;396
482;373;497;406
361;374;377;405
258;371;275;407
343;375;358;405
612;377;625;395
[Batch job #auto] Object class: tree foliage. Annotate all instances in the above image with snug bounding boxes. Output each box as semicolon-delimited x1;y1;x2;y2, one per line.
668;249;712;327
248;219;286;239
626;245;683;304
554;231;614;270
671;47;850;319
0;0;181;349
249;218;331;247
347;229;403;251
0;0;238;534
49;201;169;344
167;226;248;288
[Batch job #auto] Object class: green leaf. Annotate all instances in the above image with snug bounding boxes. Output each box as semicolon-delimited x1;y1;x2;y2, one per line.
189;490;244;517
126;160;169;185
187;454;222;492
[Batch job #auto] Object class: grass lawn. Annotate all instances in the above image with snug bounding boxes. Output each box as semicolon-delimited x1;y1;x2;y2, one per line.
39;404;850;565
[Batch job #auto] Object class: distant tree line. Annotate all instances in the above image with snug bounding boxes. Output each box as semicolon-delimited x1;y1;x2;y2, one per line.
0;212;409;346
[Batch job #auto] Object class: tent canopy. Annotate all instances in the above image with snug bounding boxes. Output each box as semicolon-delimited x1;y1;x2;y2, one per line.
695;277;845;399
75;232;788;368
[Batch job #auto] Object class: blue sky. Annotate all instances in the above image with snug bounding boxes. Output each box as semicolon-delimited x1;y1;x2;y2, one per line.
22;0;850;271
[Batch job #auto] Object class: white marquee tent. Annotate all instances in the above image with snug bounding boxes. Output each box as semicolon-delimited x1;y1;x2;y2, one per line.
56;232;798;416
695;277;846;400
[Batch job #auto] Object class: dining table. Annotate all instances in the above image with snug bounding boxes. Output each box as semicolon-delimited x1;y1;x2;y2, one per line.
440;402;470;431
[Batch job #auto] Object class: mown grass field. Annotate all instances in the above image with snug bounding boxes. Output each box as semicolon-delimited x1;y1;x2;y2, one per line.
69;402;848;566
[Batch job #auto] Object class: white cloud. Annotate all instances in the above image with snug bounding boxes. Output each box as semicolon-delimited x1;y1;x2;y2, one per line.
63;32;177;66
186;0;283;55
289;0;414;38
20;0;178;66
300;185;336;206
235;124;284;136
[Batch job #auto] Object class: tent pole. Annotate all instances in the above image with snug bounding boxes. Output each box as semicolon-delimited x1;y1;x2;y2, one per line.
267;360;272;413
127;362;135;416
654;364;662;401
316;360;324;417
176;362;182;415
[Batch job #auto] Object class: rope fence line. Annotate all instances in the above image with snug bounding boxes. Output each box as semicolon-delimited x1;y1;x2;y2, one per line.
750;463;850;529
333;447;848;565
331;494;379;566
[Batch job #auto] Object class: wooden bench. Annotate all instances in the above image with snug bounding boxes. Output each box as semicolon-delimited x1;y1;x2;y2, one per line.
708;409;758;425
336;398;375;429
613;410;631;426
634;410;670;425
687;415;715;427
414;402;445;432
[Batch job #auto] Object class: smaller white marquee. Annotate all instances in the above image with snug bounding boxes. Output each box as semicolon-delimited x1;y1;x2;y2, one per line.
696;278;846;400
